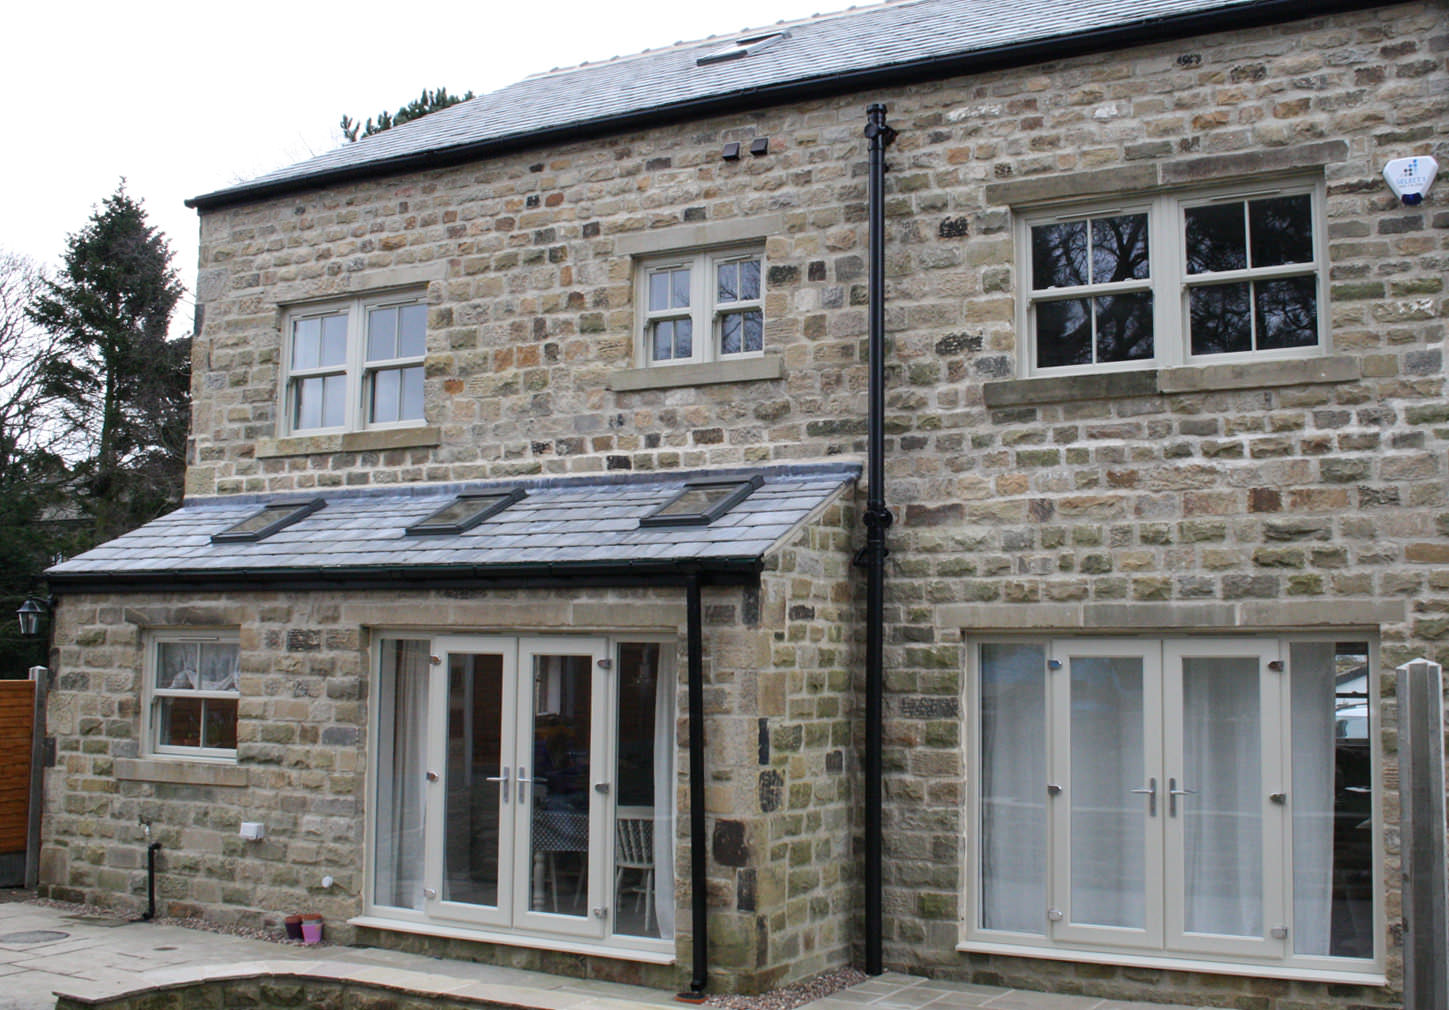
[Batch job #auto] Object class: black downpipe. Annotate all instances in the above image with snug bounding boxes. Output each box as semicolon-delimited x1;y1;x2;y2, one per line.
683;573;709;1000
861;103;895;978
141;841;161;921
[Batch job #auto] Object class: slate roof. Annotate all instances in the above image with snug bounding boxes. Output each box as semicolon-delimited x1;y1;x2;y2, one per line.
46;464;858;592
188;0;1386;209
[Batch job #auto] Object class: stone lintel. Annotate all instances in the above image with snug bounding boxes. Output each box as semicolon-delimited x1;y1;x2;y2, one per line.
613;214;785;256
607;355;784;392
270;262;447;305
1158;140;1350;186
984;165;1159;206
939;599;1400;633
570;602;687;629
985;140;1349;208
114;758;248;788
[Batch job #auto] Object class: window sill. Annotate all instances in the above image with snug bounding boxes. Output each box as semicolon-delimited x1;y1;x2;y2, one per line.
349;914;676;965
255;425;441;459
115;757;247;787
956;939;1384;988
607;355;783;392
983;355;1360;409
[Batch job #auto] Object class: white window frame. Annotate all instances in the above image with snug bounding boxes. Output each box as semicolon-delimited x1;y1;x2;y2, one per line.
143;630;241;762
962;633;1384;983
1016;180;1327;377
634;245;765;367
281;290;427;434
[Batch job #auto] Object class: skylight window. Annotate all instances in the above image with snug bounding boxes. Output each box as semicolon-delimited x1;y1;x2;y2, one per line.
696;31;789;66
640;475;762;527
211;499;325;543
405;489;525;536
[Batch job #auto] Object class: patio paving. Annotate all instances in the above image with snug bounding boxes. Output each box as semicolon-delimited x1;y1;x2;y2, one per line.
0;893;1179;1010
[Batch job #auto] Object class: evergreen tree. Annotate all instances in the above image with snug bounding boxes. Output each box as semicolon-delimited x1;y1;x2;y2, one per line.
28;184;190;545
0;252;83;674
340;86;474;142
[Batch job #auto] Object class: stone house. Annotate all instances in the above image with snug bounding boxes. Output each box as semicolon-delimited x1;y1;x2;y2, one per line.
35;0;1448;1006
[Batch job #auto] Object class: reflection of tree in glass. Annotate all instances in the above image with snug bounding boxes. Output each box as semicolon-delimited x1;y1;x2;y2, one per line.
1249;195;1313;268
1185;203;1247;274
1255;277;1317;349
1091;214;1149;283
1031;221;1088;289
1037;298;1091;368
1190;283;1252;355
1094;293;1153;362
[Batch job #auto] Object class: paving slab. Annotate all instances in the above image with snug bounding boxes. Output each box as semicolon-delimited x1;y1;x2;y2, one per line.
0;896;1174;1010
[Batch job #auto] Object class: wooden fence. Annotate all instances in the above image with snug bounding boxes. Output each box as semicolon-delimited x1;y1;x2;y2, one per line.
0;679;35;884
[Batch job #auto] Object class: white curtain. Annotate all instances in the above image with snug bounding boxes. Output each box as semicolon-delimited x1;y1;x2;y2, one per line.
1181;657;1262;937
1289;641;1337;955
652;657;676;938
375;639;431;910
1069;657;1145;929
979;643;1047;934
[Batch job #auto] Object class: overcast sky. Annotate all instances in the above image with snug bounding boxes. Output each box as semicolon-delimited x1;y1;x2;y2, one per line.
5;0;845;335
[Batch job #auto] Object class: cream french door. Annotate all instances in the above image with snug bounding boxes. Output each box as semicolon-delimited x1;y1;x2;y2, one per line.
376;635;610;939
1046;638;1286;957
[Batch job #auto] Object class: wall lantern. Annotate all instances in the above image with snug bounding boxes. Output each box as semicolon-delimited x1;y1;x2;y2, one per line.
16;596;51;638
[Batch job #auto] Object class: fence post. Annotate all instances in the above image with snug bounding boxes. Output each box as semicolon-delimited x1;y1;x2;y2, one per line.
1396;657;1447;1010
24;666;48;890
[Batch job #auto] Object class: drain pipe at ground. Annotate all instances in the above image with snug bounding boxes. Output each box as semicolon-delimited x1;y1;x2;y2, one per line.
141;840;161;921
860;102;896;978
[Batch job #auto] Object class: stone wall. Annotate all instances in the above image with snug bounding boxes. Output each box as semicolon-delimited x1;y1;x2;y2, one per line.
39;551;858;993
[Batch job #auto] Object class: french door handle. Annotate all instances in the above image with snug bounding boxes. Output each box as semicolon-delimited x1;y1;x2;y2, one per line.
485;767;510;803
1168;777;1197;817
1130;777;1157;817
515;767;532;800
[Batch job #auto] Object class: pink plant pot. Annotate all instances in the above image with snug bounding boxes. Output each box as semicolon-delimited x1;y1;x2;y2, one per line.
300;919;323;944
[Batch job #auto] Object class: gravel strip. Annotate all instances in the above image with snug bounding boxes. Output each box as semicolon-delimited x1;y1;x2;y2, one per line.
705;967;868;1010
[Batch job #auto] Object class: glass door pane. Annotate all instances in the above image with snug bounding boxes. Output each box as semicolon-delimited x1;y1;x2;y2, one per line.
1165;640;1284;957
516;638;607;937
1181;655;1262;936
1068;654;1147;929
441;652;507;910
1051;641;1161;948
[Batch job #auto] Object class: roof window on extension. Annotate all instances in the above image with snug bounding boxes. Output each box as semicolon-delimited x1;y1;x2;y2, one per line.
640;475;762;527
406;489;526;536
696;31;789;66
211;499;326;543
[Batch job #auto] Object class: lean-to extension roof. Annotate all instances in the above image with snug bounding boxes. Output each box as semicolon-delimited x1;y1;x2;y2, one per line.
46;464;858;593
187;0;1395;210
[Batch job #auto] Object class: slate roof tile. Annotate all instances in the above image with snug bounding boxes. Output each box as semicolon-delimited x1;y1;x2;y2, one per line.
49;464;859;584
188;0;1316;208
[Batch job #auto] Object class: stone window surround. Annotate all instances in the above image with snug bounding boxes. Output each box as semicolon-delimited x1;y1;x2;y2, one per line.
141;628;242;764
259;264;446;459
987;140;1351;398
609;214;787;392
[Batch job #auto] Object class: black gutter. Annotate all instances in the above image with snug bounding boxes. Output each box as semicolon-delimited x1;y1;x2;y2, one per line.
187;0;1401;211
860;104;895;978
682;573;709;1001
46;558;763;596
